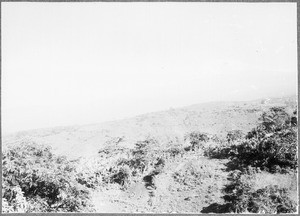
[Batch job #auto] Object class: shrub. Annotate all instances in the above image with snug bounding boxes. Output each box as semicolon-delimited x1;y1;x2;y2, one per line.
234;127;297;172
234;107;297;172
76;170;100;189
1;185;27;213
2;141;94;212
204;144;236;159
172;159;211;187
129;139;165;174
207;107;298;172
109;165;131;188
223;168;297;213
184;131;210;151
259;107;291;132
249;185;297;213
226;130;244;143
103;139;165;188
164;147;183;158
2;197;14;213
210;134;222;143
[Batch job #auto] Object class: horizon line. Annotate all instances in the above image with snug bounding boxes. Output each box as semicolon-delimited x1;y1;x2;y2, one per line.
2;94;297;136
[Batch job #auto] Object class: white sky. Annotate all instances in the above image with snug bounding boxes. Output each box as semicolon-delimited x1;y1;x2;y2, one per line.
1;2;297;134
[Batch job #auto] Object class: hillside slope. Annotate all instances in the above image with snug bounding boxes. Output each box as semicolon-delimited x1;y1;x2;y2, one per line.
3;96;296;159
2;95;297;213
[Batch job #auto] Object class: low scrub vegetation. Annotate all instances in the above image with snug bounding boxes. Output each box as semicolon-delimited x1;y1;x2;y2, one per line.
206;107;297;173
184;131;210;151
223;168;297;213
2;142;95;213
204;107;298;213
2;106;297;213
226;130;244;143
105;139;166;189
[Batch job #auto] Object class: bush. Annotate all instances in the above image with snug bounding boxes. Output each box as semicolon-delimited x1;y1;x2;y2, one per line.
223;168;297;213
250;185;297;213
234;107;297;172
2;197;14;213
234;128;297;172
109;165;131;188
204;144;235;159
164;146;183;158
206;107;298;172
2;186;27;213
226;130;244;143
129;139;164;174
172;159;212;188
2;141;94;212
207;107;298;213
76;170;100;189
184;131;210;151
259;107;291;132
102;139;165;188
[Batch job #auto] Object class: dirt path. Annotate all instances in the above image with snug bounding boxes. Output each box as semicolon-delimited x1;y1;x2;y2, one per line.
91;156;229;213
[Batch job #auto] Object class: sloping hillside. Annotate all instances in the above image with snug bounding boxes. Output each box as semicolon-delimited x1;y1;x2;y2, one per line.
2;96;298;213
3;96;297;159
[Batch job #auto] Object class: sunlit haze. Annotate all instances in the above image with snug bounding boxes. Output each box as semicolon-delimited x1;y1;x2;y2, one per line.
1;2;297;134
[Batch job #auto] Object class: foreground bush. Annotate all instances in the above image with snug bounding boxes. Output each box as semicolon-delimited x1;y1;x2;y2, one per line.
223;168;297;213
2;141;94;212
202;107;298;213
236;107;297;172
206;107;297;172
234;128;297;172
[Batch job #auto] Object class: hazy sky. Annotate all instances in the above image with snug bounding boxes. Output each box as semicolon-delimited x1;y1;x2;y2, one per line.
2;2;297;133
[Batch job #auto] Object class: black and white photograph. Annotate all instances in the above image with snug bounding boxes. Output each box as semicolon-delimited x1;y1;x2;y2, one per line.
1;1;298;213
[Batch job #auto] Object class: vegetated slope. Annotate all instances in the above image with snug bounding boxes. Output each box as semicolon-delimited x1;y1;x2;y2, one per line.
2;95;297;213
3;96;296;159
